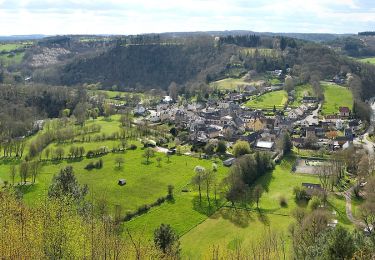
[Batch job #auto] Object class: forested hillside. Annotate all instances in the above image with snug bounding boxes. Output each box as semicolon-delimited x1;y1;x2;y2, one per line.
59;40;235;89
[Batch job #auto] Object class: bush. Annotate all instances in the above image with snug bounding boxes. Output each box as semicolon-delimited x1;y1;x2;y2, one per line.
293;186;308;201
279;195;288;207
309;196;322;211
84;162;95;170
129;144;137;150
167;185;174;200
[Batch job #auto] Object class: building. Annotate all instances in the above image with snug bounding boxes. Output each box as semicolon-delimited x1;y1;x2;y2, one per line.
339;107;350;117
255;140;274;151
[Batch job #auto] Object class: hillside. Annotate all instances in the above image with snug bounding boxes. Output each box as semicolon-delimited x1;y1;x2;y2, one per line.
59;41;236;89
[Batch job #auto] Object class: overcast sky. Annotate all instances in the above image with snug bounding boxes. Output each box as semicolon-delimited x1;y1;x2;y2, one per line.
0;0;374;35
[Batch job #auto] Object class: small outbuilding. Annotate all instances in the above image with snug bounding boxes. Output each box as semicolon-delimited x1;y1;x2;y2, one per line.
118;179;127;186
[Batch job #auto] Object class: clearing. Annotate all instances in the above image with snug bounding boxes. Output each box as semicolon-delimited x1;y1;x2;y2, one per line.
321;83;353;115
245;90;288;110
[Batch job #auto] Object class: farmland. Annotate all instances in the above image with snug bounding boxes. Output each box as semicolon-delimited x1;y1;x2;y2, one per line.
321;83;353;115
245;90;288;109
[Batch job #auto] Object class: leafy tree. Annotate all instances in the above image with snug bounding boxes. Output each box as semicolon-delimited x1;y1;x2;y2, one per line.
216;140;227;154
221;165;248;206
192;166;205;204
143;148;154;164
9;165;16;185
153;224;180;255
325;225;355;259
167;185;174;200
48;166;88;201
156;157;162;167
233;140;251;158
253;184;264;209
115;157;125;168
19;161;29;184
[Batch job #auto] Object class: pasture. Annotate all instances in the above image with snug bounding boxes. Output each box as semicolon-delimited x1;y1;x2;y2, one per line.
0;116;226;214
357;57;375;64
245;90;288;109
290;84;314;108
321;83;353;115
180;156;352;257
210;77;250;91
0;43;23;52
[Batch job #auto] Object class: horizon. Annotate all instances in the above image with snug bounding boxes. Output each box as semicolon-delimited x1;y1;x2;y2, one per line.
0;0;374;35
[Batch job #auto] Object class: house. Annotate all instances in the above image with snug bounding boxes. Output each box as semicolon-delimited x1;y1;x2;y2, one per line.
288;108;303;120
118;179;127;186
245;117;267;131
324;115;339;123
134;105;146;116
223;158;236;167
339;107;350;117
300;104;309;112
243;85;257;95
206;125;222;139
302;96;318;103
220;115;233;126
306;126;316;139
255;140;274;151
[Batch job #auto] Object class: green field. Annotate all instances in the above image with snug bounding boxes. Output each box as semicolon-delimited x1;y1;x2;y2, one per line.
180;157;352;257
321;83;353;115
245;90;288;109
0;52;24;66
210;77;250;90
357;57;375;64
0;43;23;52
0;117;226;215
290;84;314;108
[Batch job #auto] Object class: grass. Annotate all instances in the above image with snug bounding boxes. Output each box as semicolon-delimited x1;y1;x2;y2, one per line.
290;84;314;108
357;57;375;64
0;115;225;215
245;90;288;110
0;43;23;52
210;77;250;91
0;52;24;66
321;83;353;115
180;156;353;257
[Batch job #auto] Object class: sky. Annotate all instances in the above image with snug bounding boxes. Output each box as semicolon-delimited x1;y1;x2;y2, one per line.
0;0;374;35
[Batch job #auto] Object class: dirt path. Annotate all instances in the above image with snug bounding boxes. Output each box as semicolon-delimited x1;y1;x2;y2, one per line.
342;186;365;228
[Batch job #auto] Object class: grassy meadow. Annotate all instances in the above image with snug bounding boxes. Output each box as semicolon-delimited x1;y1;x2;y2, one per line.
180;156;351;258
245;90;288;109
210;77;250;91
321;83;353;115
289;84;314;108
357;57;375;64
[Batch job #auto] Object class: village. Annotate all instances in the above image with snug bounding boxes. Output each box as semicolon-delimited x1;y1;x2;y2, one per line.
114;71;363;165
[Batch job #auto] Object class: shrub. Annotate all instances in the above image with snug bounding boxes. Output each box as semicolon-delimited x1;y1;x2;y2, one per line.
309;196;322;211
129;144;137;150
167;185;174;200
279;195;288;207
293;186;308;201
86;151;95;158
84;162;95;170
